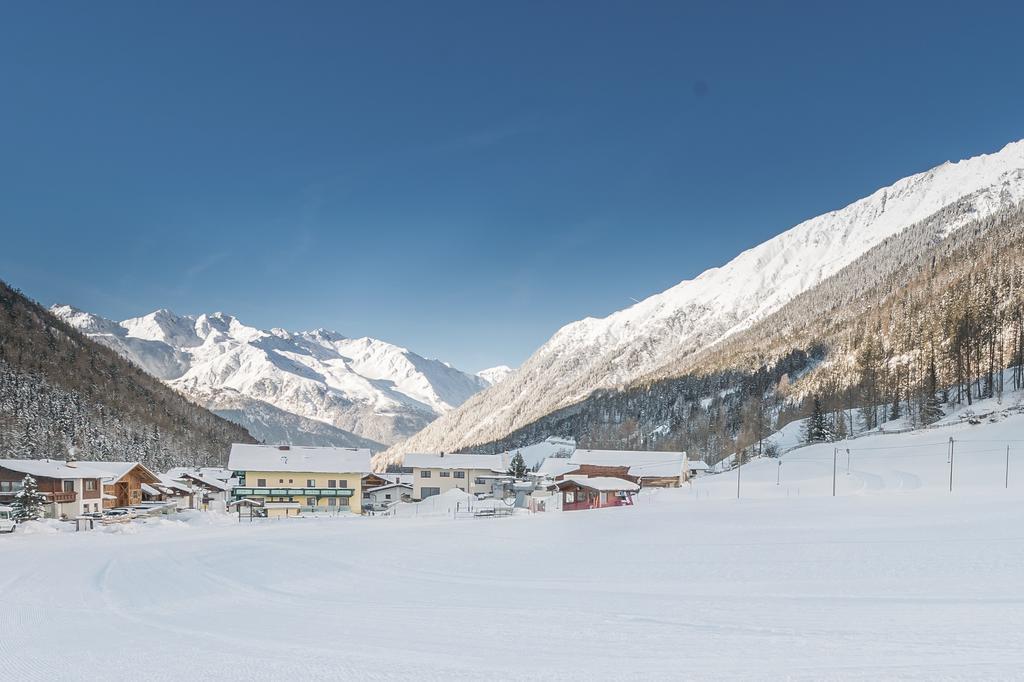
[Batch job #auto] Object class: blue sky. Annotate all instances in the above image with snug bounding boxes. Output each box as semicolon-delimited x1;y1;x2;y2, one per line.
2;1;1023;372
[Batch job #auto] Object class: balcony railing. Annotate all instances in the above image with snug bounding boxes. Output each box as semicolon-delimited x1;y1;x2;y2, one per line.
49;491;77;503
233;487;354;498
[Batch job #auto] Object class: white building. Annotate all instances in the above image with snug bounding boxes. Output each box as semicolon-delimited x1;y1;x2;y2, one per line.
404;453;508;500
362;482;412;512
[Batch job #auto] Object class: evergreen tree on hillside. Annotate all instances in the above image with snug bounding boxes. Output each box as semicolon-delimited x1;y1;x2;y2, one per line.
11;475;46;521
507;452;528;479
804;396;831;444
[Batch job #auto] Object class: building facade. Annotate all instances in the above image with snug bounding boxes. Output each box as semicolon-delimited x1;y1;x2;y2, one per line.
404;453;508;500
228;444;372;517
0;459;105;518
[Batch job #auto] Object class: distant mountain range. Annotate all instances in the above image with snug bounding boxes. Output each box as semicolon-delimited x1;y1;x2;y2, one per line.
382;139;1024;463
53;307;505;448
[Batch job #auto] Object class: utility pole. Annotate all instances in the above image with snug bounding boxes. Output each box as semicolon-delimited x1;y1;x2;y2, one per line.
736;454;741;499
832;447;837;497
777;460;781;486
1007;445;1010;489
948;437;955;493
846;448;851;475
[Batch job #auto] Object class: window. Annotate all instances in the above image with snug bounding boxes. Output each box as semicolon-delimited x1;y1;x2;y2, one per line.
565;492;575;503
328;498;336;506
453;471;465;479
439;471;450;478
257;479;267;487
384;493;392;500
278;479;284;484
85;480;96;491
328;480;336;488
338;496;349;506
288;479;293;484
0;481;11;493
338;480;348;489
420;487;441;499
306;479;315;487
474;478;487;485
63;480;74;493
306;497;316;506
420;470;431;478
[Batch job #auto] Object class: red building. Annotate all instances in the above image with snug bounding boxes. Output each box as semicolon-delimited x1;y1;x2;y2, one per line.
554;476;639;511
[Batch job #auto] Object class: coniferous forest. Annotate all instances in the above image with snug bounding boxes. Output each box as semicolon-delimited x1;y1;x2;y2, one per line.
0;280;254;470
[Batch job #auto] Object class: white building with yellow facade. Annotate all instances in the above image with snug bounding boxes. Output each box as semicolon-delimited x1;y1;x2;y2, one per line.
228;444;372;518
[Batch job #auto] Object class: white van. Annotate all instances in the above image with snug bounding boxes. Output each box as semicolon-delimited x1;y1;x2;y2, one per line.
0;505;15;533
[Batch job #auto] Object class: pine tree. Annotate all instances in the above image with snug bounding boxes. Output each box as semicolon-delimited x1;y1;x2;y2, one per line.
506;452;528;479
804;396;830;444
11;475;47;521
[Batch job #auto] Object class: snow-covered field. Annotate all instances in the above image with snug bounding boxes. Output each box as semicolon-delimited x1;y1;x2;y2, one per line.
3;416;1024;680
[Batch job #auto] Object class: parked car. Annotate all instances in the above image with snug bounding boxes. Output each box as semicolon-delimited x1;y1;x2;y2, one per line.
0;505;16;533
103;508;135;519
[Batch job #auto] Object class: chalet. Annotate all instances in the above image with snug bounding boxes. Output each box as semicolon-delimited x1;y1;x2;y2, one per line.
87;462;162;509
566;449;698;487
362;482;412;512
228;444;372;518
404;453;508;500
0;459;106;518
554;476;639;511
176;472;231;511
142;475;196;510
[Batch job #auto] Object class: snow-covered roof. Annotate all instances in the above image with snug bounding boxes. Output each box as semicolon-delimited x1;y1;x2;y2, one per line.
569;449;685;478
558;476;640;492
140;483;161;496
536;457;579;478
365;482;412;493
0;459;108;480
403;453;507;472
84;461;159;483
685;459;709;471
228;444;372;474
165;466;233;482
178;472;230;491
156;475;192;494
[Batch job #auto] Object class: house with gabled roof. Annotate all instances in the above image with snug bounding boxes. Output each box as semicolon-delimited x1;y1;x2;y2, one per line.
565;449;706;487
86;462;163;509
404;452;508;500
0;459;107;518
228;444;372;517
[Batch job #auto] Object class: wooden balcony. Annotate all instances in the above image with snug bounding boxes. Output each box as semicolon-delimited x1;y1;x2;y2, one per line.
49;491;77;503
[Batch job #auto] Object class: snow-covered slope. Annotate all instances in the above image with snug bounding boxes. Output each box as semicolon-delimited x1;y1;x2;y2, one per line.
53;306;490;447
476;365;515;386
385;140;1024;462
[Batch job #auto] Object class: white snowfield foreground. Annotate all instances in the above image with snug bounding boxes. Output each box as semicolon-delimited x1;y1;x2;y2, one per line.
3;416;1024;680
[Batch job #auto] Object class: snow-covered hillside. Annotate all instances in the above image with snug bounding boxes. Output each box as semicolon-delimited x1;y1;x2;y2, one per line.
385;140;1024;462
53;306;490;447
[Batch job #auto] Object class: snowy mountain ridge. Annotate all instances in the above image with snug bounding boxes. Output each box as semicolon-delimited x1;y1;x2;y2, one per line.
477;365;515;385
383;139;1024;462
52;306;491;447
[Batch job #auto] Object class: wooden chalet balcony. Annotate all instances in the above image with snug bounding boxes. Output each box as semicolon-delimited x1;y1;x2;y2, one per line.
48;491;77;503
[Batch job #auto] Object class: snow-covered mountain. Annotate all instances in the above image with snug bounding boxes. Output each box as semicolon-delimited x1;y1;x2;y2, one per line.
52;307;491;447
477;365;515;386
383;140;1024;462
